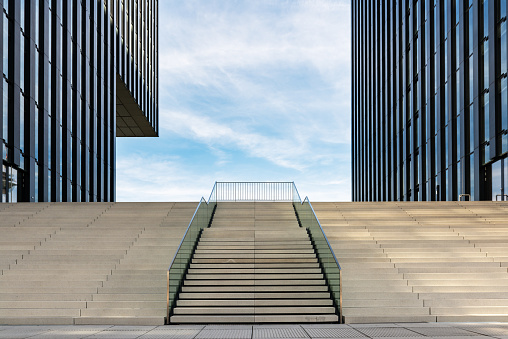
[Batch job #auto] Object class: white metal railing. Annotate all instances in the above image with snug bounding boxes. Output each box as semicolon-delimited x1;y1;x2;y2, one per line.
211;182;295;202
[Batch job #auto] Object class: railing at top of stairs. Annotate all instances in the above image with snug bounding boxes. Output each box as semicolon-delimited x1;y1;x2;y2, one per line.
166;182;342;323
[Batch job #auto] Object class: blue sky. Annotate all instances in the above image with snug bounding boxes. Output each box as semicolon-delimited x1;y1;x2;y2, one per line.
116;0;351;202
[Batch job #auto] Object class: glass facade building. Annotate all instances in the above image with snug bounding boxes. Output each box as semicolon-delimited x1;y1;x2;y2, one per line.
1;0;158;202
352;0;508;201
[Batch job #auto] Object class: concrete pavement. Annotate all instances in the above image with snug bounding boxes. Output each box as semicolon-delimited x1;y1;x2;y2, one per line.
0;323;507;338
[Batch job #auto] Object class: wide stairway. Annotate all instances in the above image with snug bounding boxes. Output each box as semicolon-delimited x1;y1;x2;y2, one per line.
0;202;196;325
169;202;339;323
313;201;508;323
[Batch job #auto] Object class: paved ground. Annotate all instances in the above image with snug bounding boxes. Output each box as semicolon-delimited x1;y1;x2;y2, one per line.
0;323;507;338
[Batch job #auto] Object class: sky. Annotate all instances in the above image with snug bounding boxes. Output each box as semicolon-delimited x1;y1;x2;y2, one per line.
116;0;351;202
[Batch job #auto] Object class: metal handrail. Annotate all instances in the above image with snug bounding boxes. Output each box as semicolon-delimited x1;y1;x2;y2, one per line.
293;191;342;322
167;198;205;271
303;196;342;270
166;197;216;323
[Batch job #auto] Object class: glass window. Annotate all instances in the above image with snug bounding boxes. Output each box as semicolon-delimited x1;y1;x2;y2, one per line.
434;53;439;93
435;94;439;135
434;4;438;50
35;0;39;47
20;31;24;93
48;114;51;170
456;26;460;69
483;143;490;164
20;0;25;32
457;114;462;160
455;0;460;24
469;153;475;197
34;107;38;161
19;92;24;154
3;13;8;75
34;50;39;103
469;55;474;103
1;164;5;202
444;39;448;77
34;161;38;202
468;9;474;56
445;123;449;166
469;104;475;153
503;133;508;154
483;92;490;142
491;159;502;200
501;77;507;133
483;0;489;37
457;159;462;196
2;78;7;143
2;166;17;202
501;21;507;74
444;0;448;36
456;70;461;115
482;41;489;89
445;82;449;122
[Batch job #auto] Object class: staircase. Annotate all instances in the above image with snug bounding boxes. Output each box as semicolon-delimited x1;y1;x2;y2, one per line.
169;202;339;323
0;202;196;325
313;201;508;323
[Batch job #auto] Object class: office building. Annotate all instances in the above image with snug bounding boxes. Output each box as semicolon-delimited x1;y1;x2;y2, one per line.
352;1;508;201
1;0;158;202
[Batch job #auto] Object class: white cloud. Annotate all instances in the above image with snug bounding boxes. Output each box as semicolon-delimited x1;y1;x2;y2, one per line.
160;109;312;170
116;154;215;202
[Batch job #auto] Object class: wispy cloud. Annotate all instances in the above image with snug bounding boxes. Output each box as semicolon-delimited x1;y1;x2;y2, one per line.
117;0;352;201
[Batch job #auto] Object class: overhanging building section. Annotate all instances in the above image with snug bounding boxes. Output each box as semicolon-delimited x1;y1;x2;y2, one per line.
115;0;158;138
1;0;158;202
352;1;508;202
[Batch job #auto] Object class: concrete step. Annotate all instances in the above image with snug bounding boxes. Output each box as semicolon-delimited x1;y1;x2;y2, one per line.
80;308;165;317
75;316;165;325
183;280;326;286
185;273;324;280
170;314;339;323
342;307;431;317
181;285;329;292
173;306;336;315
342;315;437;323
423;299;508;307
430;306;508;315
189;263;320;269
176;299;333;307
178;292;331;299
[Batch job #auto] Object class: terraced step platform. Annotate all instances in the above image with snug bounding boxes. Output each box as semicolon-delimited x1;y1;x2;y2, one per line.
313;201;508;324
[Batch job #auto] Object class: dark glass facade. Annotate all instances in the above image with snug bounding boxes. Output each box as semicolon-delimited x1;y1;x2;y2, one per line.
1;0;158;202
352;0;508;201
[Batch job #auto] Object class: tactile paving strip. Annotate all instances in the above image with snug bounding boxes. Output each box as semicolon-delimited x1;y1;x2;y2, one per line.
407;327;480;337
303;327;367;338
195;329;252;339
355;327;423;338
141;328;203;339
87;330;151;339
457;326;508;337
0;327;52;339
253;327;309;338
